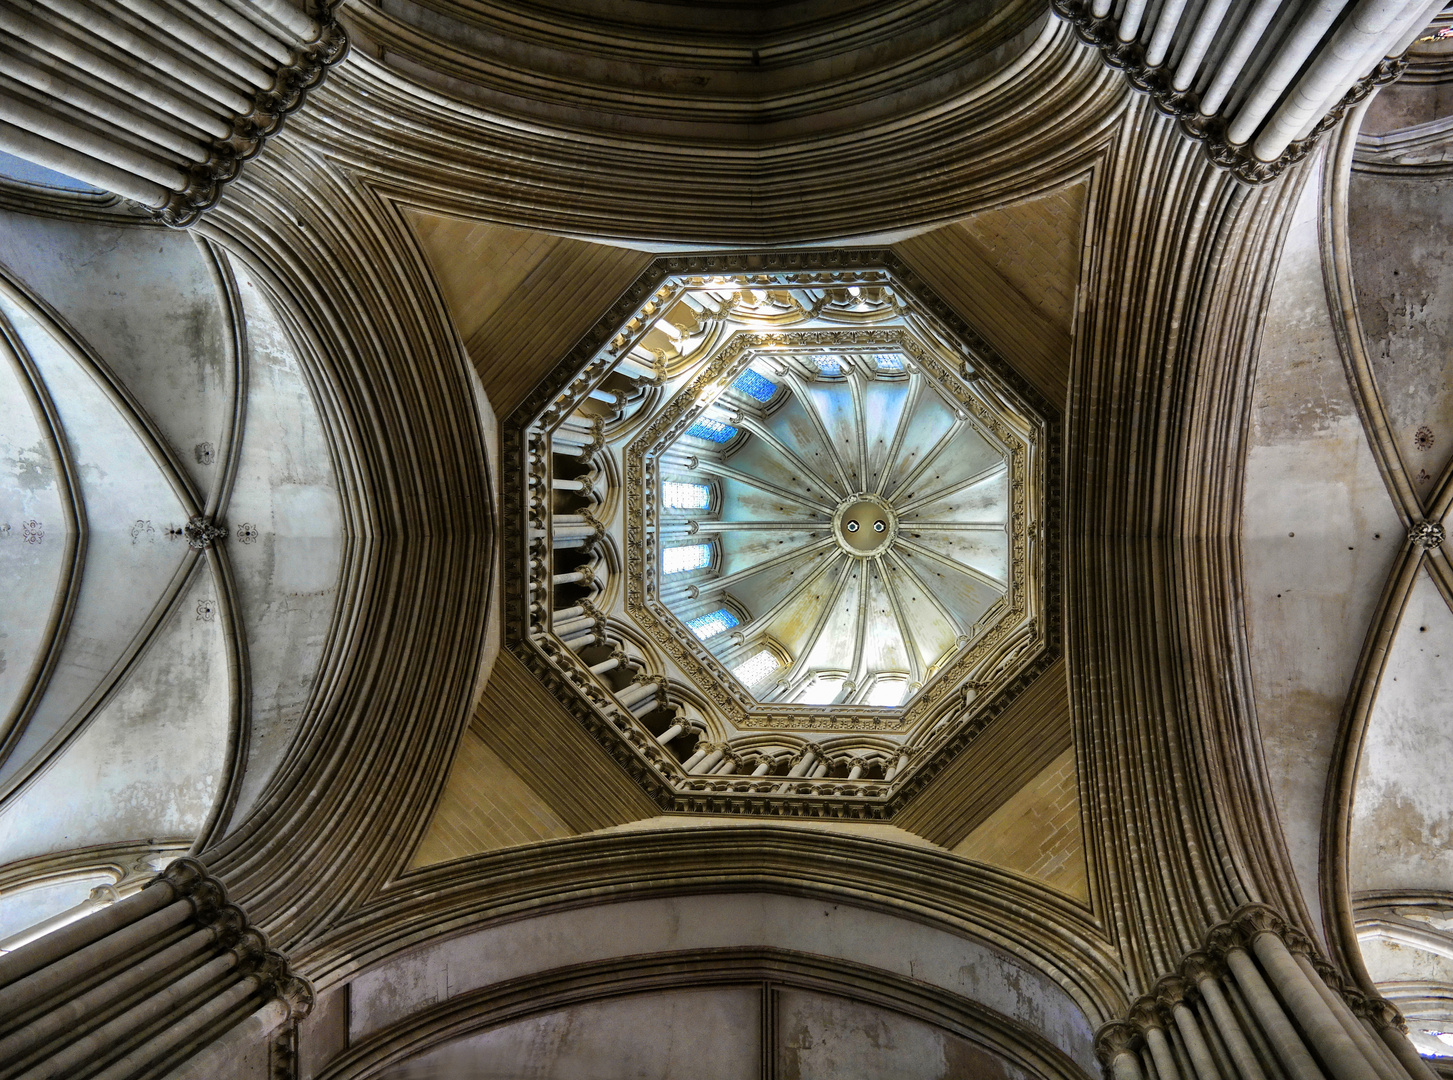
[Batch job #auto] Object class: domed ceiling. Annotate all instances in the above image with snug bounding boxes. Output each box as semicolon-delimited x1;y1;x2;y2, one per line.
505;252;1057;815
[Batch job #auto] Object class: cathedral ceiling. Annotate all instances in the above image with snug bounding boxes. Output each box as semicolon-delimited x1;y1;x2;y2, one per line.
0;210;345;937
3;6;1453;1075
406;182;1087;890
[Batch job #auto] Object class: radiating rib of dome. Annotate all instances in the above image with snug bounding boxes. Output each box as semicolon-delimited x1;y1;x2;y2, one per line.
663;350;1010;704
0;0;346;224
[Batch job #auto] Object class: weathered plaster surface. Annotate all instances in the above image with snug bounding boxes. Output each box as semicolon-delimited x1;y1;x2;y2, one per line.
379;988;760;1080
778;988;1027;1080
0;566;227;863
0;292;189;786
224;258;343;820
0;214;229;502
346;892;1096;1073
1360;929;1453;987
1361;82;1453;136
1242;158;1402;934
1347;172;1453;492
1350;570;1453;894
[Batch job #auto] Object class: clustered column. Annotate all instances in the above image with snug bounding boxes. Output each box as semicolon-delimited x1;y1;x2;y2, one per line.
0;858;310;1080
1095;904;1437;1080
0;0;347;224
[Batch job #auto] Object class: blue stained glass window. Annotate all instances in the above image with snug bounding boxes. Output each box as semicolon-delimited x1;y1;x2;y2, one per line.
662;481;711;510
0;150;99;193
874;353;905;372
663;543;712;574
814;356;843;377
732;368;778;402
687;608;739;640
687;417;738;443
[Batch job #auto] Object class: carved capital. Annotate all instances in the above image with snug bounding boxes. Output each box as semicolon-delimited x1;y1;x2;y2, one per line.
1180;950;1222;984
206;904;250;948
1128;997;1164;1034
158;857;229;920
1230;902;1287;941
1204;922;1246;957
231;928;270;970
1355;994;1409;1034
1093;1020;1141;1066
1155;974;1190;1012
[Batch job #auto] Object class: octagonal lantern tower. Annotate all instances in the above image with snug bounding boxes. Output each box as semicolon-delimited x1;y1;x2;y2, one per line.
503;252;1058;816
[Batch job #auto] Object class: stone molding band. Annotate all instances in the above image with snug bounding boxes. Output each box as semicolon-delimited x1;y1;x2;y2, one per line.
0;857;311;1080
1094;904;1435;1080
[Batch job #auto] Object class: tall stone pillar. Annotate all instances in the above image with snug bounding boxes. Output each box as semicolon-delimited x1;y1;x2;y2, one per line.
1094;905;1438;1080
0;858;310;1080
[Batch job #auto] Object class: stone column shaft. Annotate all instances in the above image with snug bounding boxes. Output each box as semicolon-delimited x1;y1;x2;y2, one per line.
1097;906;1433;1080
1249;932;1378;1080
1223;947;1326;1080
0;859;310;1080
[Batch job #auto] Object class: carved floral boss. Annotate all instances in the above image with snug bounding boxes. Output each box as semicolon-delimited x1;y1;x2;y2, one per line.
506;257;1055;811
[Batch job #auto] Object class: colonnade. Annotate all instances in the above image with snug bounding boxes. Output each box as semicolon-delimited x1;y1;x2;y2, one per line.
1053;0;1440;177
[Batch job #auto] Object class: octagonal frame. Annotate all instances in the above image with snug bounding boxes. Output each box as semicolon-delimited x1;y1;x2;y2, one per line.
501;249;1061;817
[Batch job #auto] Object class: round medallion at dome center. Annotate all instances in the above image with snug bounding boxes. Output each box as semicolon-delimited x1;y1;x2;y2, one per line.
833;494;898;556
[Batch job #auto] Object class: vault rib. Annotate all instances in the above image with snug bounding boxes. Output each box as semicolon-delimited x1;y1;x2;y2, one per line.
695;536;838;596
733;413;841;499
696;460;836;515
895;535;1007;591
883;416;968;504
895;460;1008;516
884;548;971;639
777;553;855;687
743;548;845;644
872;377;922;495
778;369;857;495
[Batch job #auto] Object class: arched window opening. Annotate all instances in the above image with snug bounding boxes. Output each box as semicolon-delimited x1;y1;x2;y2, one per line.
687;607;739;640
732;367;778;402
799;676;844;705
662;481;711;510
686;417;738;443
732;648;781;687
663;543;712;574
866;679;908;707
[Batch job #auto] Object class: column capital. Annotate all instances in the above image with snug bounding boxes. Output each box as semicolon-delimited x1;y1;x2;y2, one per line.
1092;1019;1141;1066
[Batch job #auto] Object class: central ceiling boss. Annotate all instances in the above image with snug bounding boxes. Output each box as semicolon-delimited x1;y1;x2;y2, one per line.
504;251;1058;816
